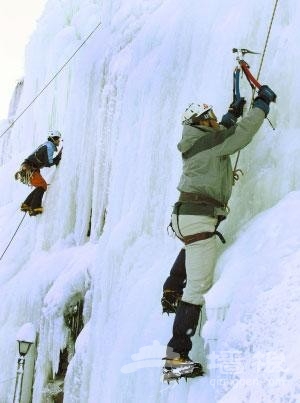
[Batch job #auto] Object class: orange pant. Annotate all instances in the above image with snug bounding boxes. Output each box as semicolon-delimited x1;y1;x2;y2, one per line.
30;170;48;191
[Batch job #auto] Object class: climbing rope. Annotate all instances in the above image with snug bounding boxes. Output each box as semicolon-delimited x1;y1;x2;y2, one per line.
0;213;27;261
0;20;102;139
0;22;102;260
256;0;280;83
233;0;279;181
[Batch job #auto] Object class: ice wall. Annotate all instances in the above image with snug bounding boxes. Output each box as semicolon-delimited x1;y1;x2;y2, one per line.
0;0;299;402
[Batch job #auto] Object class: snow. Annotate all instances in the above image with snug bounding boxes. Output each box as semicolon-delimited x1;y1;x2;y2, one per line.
16;323;36;343
0;0;300;402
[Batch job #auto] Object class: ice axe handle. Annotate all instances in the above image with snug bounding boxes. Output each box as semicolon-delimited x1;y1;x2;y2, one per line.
239;60;262;89
233;68;241;101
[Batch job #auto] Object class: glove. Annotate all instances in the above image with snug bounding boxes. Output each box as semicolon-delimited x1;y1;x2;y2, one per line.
220;97;246;129
53;150;62;166
220;112;236;129
14;171;20;180
253;85;277;117
228;97;246;119
256;85;277;103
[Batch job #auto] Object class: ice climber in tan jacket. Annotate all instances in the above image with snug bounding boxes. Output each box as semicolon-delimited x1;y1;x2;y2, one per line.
162;84;277;381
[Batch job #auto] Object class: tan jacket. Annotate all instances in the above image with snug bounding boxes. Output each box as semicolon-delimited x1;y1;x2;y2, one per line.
176;107;265;214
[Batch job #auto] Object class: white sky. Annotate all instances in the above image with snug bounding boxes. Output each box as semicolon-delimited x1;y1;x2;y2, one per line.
0;1;47;119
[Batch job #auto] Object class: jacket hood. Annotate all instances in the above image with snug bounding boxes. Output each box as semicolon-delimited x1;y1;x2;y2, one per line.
177;124;216;154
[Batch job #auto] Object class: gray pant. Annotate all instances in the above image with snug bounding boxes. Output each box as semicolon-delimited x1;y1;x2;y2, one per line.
171;214;217;305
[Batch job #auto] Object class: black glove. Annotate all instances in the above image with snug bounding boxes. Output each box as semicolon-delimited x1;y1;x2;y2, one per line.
253;85;276;117
256;85;277;103
220;112;236;129
228;97;246;119
53;150;62;166
220;97;246;129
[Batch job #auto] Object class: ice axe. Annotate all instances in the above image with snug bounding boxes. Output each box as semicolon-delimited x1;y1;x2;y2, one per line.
232;47;275;130
232;48;262;90
232;48;260;58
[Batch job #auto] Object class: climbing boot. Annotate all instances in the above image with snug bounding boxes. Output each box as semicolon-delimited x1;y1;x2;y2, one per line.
162;354;204;382
20;203;31;212
29;207;43;216
161;290;182;314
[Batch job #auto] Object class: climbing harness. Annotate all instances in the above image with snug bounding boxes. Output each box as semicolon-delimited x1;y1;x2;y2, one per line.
179;229;225;246
170;201;226;245
0;213;27;262
231;0;279;182
0;20;102;140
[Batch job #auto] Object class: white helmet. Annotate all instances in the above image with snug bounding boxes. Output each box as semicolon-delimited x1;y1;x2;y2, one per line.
181;102;213;124
48;129;62;139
